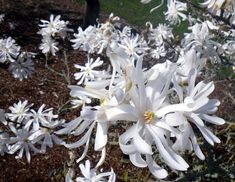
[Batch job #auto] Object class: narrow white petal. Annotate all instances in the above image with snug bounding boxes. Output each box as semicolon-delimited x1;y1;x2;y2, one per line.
146;154;168;179
105;105;137;121
200;114;225;125
129;152;147;168
95;122;108;151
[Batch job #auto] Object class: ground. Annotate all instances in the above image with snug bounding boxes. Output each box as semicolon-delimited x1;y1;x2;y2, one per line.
0;0;234;182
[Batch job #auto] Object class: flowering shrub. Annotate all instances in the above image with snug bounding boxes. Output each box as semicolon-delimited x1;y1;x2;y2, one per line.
0;101;64;163
0;35;35;80
0;0;234;181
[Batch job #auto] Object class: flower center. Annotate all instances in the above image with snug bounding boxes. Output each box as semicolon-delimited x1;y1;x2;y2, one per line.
100;98;108;106
144;111;155;124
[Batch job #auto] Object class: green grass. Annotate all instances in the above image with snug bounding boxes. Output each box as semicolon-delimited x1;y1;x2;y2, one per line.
100;0;167;27
75;0;189;35
100;0;190;37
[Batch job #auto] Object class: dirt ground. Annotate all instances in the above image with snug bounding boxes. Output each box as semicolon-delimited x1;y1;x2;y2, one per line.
0;0;234;182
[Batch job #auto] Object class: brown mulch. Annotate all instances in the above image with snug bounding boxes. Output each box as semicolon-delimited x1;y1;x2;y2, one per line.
0;1;234;182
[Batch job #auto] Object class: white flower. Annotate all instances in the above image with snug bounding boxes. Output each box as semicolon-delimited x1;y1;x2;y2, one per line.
39;35;59;56
74;56;104;85
7;100;32;123
164;0;187;25
28;117;65;153
183;22;220;61
57;84;120;165
7;126;40;163
75;160;116;182
24;104;55;131
157;69;225;159
146;22;174;45
150;45;166;59
8;52;35;81
71;26;97;53
105;59;189;179
175;49;206;83
0;37;20;63
71;96;92;108
201;0;225;16
119;34;148;60
38;14;68;37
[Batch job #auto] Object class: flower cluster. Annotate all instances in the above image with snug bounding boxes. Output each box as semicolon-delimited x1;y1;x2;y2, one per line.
0;0;233;180
0;37;20;63
0;101;65;163
55;12;225;179
201;0;235;23
66;160;116;182
0;17;35;80
38;14;69;56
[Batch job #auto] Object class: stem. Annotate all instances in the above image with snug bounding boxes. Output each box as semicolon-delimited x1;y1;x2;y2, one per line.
63;50;71;85
44;52;71;85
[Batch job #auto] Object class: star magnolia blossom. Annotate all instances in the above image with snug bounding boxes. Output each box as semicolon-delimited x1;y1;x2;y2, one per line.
0;37;20;63
156;69;225;159
164;0;187;25
39;35;59;56
8;52;35;81
104;59;189;178
65;160;116;182
74;56;104;85
38;14;68;37
57;84;121;165
201;0;226;16
56;11;226;180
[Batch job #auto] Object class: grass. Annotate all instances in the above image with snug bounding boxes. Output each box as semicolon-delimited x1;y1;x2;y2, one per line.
100;0;190;37
100;0;167;27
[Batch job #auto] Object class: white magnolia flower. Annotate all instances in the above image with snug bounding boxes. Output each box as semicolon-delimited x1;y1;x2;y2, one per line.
7;100;32;123
71;26;97;53
39;35;59;56
105;59;189;179
223;40;235;57
119;34;148;60
201;0;226;16
71;96;92;108
150;45;166;59
146;22;174;45
175;49;206;83
57;85;120;165
38;14;68;37
157;69;225;159
164;0;187;25
183;22;220;61
75;160;116;182
28;117;65;153
7;126;40;163
8;52;35;81
0;37;20;63
74;56;104;85
24;104;55;131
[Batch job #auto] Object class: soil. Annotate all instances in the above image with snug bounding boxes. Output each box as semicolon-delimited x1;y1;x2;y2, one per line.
0;0;234;182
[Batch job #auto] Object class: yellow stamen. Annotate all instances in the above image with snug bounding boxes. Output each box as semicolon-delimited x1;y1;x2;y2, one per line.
144;111;155;124
100;98;108;106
